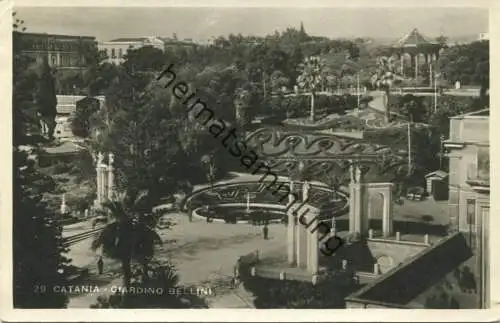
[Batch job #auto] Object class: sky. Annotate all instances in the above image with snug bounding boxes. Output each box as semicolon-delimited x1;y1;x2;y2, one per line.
15;7;488;42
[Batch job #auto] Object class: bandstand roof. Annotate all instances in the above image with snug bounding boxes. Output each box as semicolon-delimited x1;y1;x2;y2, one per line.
393;28;437;48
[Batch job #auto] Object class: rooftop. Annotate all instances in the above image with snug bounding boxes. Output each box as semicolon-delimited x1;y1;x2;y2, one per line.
450;108;490;120
346;233;473;307
20;32;95;40
42;141;84;155
394;28;437;48
108;37;148;42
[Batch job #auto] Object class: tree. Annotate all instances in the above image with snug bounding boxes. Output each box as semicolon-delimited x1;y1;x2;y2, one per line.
269;70;290;93
13;32;40;145
297;56;324;122
71;97;100;137
123;46;166;73
35;58;58;140
13;14;70;308
91;191;165;289
234;87;252;128
438;41;489;86
371;56;403;123
13;150;71;308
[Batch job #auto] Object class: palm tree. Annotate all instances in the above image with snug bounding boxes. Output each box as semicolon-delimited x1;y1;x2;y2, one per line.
370;56;403;123
91;190;164;289
297;56;324;122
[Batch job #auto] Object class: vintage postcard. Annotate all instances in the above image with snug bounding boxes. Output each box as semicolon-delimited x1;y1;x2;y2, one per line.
2;0;499;321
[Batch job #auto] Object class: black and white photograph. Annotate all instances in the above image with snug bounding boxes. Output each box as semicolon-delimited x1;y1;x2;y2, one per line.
6;1;494;316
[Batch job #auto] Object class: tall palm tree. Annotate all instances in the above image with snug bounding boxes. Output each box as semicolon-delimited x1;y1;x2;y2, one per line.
297;56;324;122
91;190;163;289
370;56;403;123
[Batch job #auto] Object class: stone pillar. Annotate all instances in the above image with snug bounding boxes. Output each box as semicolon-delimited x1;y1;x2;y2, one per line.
96;153;104;206
101;165;108;202
307;210;319;275
107;153;115;200
414;54;419;79
382;186;394;237
296;210;308;269
287;206;297;265
349;183;367;235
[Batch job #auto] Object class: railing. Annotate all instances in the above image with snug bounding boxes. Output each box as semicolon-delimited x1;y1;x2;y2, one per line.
466;164;490;188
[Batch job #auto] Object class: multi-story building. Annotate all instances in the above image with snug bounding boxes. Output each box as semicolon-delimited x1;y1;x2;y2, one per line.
98;36;165;64
478;33;489;41
444;108;490;308
17;32;97;69
160;37;198;52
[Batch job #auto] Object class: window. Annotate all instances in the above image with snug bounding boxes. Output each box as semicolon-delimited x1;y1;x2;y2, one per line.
466;199;476;225
477;147;489;179
51;55;57;66
118;48;123;58
111;48;116;58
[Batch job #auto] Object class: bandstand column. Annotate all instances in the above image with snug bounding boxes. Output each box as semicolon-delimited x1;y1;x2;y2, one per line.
414;54;419;79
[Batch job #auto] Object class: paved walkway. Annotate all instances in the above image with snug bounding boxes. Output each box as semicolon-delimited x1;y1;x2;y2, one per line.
66;212;287;308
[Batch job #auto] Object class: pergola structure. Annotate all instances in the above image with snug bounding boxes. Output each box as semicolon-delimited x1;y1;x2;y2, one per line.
246;128;404;237
244;128;405;278
390;28;443;83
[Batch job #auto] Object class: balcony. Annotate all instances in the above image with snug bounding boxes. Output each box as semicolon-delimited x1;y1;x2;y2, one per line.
466;164;490;192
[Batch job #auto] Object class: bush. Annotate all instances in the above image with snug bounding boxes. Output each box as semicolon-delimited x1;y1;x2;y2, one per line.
90;262;208;308
239;262;358;308
52;161;72;174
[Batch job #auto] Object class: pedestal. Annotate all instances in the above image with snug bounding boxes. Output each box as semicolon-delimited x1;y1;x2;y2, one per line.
306;212;319;275
296;219;308;269
349;183;365;234
382;187;394;237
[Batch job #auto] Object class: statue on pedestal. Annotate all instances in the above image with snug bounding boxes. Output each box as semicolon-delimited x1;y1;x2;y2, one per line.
97;152;104;166
288;180;295;205
350;163;363;184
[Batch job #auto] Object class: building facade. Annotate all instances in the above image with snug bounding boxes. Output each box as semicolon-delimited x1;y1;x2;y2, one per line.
478;33;489;41
18;32;97;69
444;109;489;308
53;95;105;139
98;36;165;64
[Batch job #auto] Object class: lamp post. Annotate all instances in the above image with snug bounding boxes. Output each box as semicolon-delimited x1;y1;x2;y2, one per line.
356;72;360;110
407;114;413;177
433;72;440;113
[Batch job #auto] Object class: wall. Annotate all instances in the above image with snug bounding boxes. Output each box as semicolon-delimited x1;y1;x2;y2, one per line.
366;239;428;272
